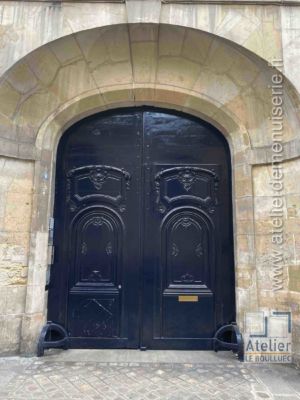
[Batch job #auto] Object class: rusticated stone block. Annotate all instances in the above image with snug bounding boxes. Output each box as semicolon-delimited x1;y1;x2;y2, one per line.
0;80;21;119
0;264;28;286
0;315;22;354
0;285;26;315
289;265;300;292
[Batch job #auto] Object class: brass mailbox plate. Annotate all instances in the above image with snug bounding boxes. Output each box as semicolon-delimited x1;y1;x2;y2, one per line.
178;295;198;302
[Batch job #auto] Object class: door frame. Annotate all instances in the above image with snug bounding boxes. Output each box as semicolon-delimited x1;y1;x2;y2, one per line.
21;92;253;354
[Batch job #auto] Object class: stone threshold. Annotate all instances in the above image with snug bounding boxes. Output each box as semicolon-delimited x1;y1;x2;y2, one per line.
38;349;239;363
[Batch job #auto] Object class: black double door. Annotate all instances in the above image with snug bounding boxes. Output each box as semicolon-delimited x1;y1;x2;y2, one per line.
48;108;235;349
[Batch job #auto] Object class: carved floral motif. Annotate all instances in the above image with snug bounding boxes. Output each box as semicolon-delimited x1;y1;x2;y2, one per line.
180;217;193;228
93;217;104;226
180;273;194;283
171;243;179;257
87;270;103;282
81;242;87;255
195;242;203;257
89;168;108;190
178;169;197;191
106;241;113;255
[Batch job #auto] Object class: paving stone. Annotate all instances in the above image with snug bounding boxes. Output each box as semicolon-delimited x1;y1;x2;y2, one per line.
0;357;299;399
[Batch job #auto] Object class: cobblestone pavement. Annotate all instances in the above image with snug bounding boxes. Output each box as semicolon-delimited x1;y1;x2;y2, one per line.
0;351;299;400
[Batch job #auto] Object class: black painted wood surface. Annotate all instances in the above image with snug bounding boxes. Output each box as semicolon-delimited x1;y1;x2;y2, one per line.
47;107;235;350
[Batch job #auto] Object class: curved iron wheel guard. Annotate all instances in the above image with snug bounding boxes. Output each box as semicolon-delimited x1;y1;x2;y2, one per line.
213;323;244;361
37;321;69;357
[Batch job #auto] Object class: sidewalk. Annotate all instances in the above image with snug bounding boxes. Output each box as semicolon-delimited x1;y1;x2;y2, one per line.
0;350;299;399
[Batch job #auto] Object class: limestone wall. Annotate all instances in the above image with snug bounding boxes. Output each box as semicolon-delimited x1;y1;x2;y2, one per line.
0;158;33;354
0;0;299;361
253;160;300;358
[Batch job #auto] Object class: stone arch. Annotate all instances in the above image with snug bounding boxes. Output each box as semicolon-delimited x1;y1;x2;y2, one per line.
0;2;295;91
0;23;299;159
0;23;298;354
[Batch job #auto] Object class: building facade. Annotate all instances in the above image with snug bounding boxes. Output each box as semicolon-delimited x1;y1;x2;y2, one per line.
0;0;299;362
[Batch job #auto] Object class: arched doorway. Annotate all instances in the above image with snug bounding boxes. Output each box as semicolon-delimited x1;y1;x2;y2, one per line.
47;107;235;350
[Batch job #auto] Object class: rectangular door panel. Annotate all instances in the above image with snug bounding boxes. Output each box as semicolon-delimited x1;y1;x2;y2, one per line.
68;292;120;338
162;293;214;338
